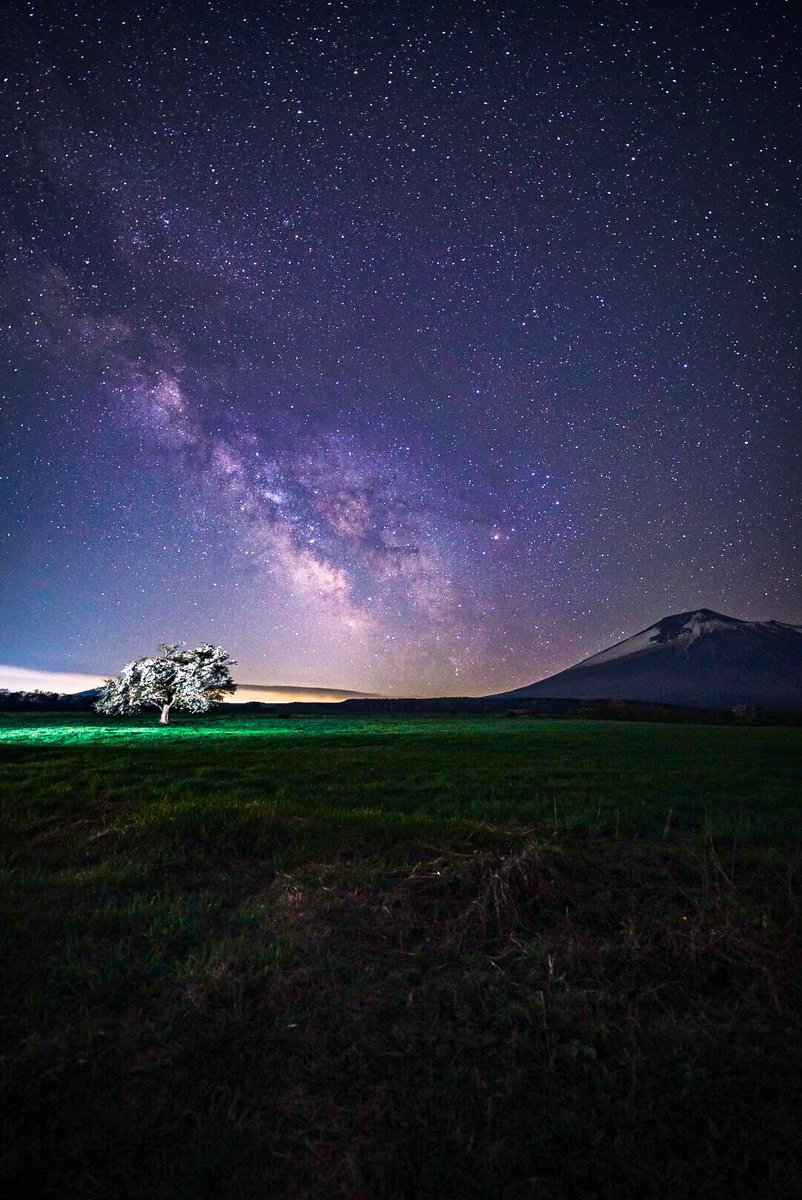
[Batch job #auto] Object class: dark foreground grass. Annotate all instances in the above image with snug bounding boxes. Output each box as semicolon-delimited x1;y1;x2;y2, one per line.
1;714;801;1198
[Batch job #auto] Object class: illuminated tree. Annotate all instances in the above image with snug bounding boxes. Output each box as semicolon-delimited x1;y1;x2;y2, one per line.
95;643;236;723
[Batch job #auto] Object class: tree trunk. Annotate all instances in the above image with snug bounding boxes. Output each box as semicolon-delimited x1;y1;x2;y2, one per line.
160;704;171;724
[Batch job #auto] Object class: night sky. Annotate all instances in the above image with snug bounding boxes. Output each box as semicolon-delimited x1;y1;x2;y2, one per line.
1;1;799;696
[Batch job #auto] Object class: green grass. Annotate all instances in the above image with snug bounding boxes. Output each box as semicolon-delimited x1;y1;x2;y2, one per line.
2;712;801;842
1;713;801;1198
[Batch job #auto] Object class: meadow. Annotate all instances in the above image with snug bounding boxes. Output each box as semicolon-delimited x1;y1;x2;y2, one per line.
2;713;801;1198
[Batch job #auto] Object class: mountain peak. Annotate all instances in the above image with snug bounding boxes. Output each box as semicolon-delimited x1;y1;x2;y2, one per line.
659;608;741;627
494;609;802;708
678;607;733;621
649;609;743;644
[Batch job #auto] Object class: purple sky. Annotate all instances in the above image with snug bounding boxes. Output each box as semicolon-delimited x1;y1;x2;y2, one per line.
1;1;799;695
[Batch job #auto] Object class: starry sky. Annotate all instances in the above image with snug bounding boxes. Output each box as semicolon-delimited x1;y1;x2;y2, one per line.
0;0;799;696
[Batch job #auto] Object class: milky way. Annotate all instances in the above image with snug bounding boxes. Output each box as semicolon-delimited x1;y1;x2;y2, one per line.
0;1;798;694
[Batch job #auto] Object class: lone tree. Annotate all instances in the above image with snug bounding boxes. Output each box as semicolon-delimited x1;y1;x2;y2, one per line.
95;643;237;724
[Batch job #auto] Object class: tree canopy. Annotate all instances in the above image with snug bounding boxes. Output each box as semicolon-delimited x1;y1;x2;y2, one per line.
95;643;236;723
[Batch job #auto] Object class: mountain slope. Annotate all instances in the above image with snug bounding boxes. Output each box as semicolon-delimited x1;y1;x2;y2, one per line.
495;609;802;708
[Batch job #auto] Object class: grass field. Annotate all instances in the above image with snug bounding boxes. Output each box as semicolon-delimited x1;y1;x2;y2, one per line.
2;713;801;1198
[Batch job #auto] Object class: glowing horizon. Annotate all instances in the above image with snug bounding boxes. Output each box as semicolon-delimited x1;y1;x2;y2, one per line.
0;665;377;704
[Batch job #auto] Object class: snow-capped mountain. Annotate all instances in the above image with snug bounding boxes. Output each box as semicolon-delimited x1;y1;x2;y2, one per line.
495;609;802;708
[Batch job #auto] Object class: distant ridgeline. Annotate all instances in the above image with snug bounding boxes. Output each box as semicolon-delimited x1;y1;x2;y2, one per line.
331;696;802;725
1;688;799;725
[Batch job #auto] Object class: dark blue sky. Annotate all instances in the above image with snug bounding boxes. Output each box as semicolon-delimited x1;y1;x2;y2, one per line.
1;0;799;694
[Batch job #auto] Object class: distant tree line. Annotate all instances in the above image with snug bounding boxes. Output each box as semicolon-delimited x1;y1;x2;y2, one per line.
0;689;96;712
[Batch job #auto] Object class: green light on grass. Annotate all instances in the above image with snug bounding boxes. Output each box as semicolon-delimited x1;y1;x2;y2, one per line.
0;719;308;746
0;714;512;746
